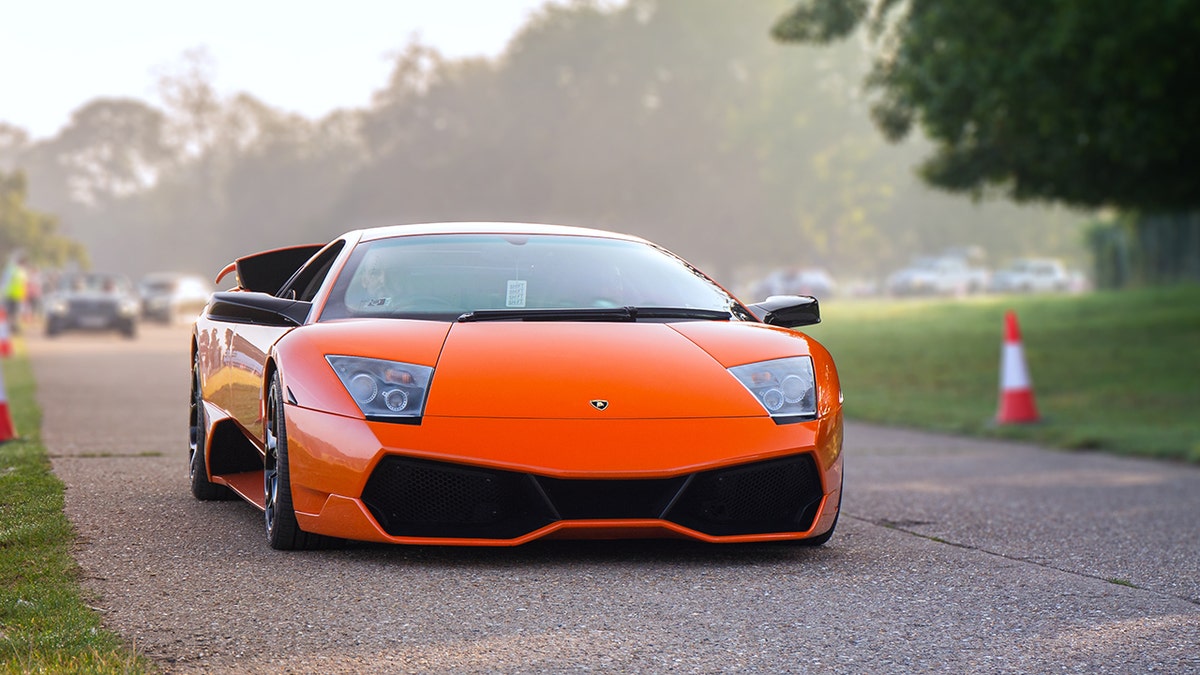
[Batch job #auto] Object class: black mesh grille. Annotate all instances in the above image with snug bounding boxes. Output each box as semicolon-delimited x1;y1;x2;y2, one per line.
68;299;119;316
360;453;824;540
361;457;555;538
666;455;823;536
536;476;688;520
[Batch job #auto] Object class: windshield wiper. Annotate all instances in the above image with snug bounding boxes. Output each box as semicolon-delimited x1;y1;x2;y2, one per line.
456;306;733;323
631;307;733;321
458;307;636;322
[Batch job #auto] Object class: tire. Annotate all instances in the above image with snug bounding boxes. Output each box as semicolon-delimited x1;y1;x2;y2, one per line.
45;318;61;337
264;372;337;550
189;355;235;501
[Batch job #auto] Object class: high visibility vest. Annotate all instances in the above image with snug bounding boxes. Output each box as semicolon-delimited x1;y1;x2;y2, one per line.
5;266;27;302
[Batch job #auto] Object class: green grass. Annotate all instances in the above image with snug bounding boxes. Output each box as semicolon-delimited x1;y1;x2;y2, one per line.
0;353;151;674
804;284;1200;462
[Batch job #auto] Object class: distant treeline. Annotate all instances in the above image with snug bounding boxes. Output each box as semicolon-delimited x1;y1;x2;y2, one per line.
1088;214;1200;290
0;0;1088;286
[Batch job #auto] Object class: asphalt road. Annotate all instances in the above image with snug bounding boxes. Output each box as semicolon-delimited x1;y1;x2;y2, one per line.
29;323;1200;674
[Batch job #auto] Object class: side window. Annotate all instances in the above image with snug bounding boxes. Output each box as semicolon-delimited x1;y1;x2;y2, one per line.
279;241;346;302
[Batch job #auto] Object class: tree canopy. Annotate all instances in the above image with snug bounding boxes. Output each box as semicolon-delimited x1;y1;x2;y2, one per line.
0;170;87;268
3;0;1089;286
773;0;1200;213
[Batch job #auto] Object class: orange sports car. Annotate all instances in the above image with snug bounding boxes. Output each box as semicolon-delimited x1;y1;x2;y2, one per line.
189;223;843;550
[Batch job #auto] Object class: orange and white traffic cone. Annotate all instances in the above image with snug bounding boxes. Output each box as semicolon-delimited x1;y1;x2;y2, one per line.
0;306;10;357
0;361;16;442
996;309;1040;424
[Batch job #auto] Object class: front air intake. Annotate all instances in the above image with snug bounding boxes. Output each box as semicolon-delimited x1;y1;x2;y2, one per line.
360;454;824;540
361;457;555;539
663;455;824;536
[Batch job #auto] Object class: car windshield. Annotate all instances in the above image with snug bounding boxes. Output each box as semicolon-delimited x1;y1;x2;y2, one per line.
320;233;738;321
58;274;131;294
141;278;181;293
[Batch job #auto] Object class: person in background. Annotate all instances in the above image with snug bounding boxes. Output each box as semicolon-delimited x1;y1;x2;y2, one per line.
25;265;42;320
3;254;28;335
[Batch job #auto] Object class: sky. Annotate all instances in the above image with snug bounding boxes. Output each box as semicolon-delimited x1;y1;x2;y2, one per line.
0;0;555;140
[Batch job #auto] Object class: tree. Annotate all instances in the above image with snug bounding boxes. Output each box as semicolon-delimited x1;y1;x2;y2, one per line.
42;98;172;205
0;170;87;268
153;46;223;160
6;0;1088;283
0;123;29;171
772;0;1200;213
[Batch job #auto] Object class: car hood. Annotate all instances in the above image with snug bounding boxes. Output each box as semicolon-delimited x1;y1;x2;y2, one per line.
280;319;820;420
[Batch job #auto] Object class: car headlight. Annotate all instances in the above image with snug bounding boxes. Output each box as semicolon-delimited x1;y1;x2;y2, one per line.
119;299;140;316
326;356;433;420
728;356;817;421
47;298;68;315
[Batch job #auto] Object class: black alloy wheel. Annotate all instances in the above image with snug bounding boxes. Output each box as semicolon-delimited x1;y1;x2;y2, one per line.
264;372;335;550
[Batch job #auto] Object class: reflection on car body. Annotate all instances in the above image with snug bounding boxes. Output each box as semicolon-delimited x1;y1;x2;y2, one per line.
190;223;843;550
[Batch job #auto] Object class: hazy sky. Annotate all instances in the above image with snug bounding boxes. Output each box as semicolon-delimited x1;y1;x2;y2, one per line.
0;0;555;139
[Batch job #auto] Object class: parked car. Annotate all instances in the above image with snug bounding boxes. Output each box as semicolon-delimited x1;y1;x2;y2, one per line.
988;258;1072;293
886;256;989;296
750;268;837;299
190;222;843;550
44;272;139;338
138;273;214;324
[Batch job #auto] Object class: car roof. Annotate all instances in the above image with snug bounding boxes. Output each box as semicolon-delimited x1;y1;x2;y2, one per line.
349;222;650;245
66;271;128;280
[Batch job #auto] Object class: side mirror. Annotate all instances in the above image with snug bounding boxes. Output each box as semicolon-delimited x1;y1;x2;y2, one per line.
206;291;312;327
746;295;821;328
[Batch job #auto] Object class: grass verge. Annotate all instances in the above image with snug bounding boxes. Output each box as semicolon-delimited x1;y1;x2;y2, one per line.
0;350;151;674
804;284;1200;463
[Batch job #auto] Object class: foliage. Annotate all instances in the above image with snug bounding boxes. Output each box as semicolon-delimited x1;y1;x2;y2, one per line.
772;0;1200;214
0;170;87;268
806;287;1200;462
5;0;1089;283
1087;212;1200;289
0;356;150;673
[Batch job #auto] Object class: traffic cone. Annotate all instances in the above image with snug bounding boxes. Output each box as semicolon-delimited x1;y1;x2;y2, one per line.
996;309;1040;424
0;306;10;357
0;361;16;442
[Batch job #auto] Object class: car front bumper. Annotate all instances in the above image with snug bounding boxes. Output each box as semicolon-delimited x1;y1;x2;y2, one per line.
281;406;844;546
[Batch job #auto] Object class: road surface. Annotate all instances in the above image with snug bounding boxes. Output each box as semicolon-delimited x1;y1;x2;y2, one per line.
29;323;1200;673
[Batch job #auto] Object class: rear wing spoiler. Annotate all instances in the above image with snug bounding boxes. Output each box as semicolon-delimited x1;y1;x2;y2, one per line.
215;244;324;294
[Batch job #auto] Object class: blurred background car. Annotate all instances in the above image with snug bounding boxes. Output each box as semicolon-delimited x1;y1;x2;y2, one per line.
138;273;214;324
886;255;989;297
44;272;139;338
748;267;837;299
988;257;1072;293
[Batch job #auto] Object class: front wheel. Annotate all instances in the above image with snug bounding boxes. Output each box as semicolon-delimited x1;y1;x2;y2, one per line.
264;372;336;550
